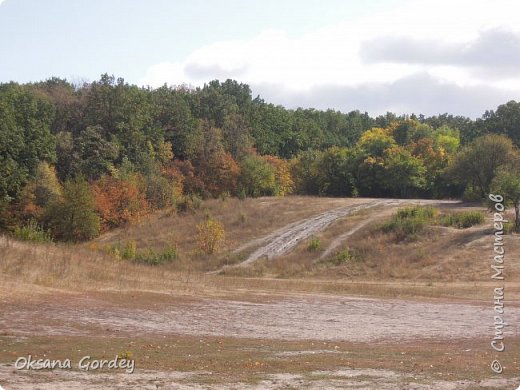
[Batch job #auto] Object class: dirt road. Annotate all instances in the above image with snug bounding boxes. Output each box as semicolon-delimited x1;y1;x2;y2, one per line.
234;199;457;266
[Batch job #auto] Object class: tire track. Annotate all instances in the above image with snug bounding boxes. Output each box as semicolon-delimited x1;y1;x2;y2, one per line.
228;199;459;269
235;199;397;267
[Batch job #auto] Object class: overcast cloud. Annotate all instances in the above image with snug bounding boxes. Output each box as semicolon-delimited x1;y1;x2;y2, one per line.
136;0;520;117
361;29;520;78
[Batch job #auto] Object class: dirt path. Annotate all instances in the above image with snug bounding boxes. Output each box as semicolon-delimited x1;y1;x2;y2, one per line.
233;199;458;267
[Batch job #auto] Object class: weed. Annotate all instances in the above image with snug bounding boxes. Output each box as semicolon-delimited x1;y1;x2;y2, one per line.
236;212;247;225
12;220;53;243
330;248;354;265
307;236;321;251
117;351;134;359
438;211;484;228
133;247;177;265
381;206;437;241
503;221;518;235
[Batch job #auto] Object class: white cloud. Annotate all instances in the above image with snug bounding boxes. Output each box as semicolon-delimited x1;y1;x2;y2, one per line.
139;0;520;117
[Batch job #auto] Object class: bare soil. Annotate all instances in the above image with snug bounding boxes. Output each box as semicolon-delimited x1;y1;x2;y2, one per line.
2;291;519;342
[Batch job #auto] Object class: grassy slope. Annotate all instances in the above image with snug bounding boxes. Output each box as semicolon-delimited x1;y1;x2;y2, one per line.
1;196;519;299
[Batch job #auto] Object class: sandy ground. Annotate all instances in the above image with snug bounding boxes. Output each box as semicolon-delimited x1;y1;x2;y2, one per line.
2;292;520;342
2;366;519;389
1;291;520;389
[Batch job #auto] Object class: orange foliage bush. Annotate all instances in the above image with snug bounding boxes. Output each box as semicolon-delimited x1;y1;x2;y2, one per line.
161;163;185;199
92;174;148;231
203;152;240;196
173;159;206;196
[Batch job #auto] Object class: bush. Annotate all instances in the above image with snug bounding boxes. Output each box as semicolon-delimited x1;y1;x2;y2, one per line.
13;220;52;243
381;206;437;241
503;221;518;235
438;211;484;228
239;155;277;197
121;240;137;260
197;217;225;254
396;206;437;220
134;247;177;265
176;194;202;213
307;236;321;251
145;174;175;209
43;177;100;242
107;241;177;265
329;249;354;265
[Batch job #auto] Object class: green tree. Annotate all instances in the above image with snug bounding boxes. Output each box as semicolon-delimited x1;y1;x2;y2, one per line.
0;83;56;200
381;146;426;197
239;154;277;197
448;134;516;198
73;125;119;179
43;177;100;241
313;147;356;196
145;174;175;209
491;170;520;231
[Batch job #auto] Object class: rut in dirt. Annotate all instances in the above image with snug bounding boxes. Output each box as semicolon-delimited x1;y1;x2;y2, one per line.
235;199;402;266
229;198;460;269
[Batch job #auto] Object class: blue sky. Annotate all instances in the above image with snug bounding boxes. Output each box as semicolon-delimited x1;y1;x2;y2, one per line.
1;0;520;117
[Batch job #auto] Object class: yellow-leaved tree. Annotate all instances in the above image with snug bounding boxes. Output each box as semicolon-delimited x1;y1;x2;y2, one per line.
196;217;225;254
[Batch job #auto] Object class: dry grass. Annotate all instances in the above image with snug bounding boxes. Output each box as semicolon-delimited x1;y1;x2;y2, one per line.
1;198;519;300
228;203;520;284
89;196;371;272
312;205;520;283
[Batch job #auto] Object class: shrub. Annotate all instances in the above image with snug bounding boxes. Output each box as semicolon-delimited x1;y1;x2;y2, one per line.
381;206;437;241
176;194;202;213
396;206;437;220
92;174;148;231
145;174;176;209
262;155;294;196
121;240;137;260
438;211;484;228
503;221;518;235
239;154;277;197
329;248;354;265
13;220;52;243
307;236;321;251
197;217;225;254
134;247;177;265
237;188;247;200
107;241;177;265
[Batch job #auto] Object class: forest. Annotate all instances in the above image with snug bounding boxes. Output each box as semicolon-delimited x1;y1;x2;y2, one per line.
1;74;520;241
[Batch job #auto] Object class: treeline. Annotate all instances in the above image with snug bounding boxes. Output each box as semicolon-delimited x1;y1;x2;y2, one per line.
1;74;520;241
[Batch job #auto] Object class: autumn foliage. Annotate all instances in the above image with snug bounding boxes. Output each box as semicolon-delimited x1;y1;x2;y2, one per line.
196;217;225;254
92;174;148;231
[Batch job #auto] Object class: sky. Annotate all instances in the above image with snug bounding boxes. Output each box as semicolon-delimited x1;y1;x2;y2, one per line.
1;0;520;118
